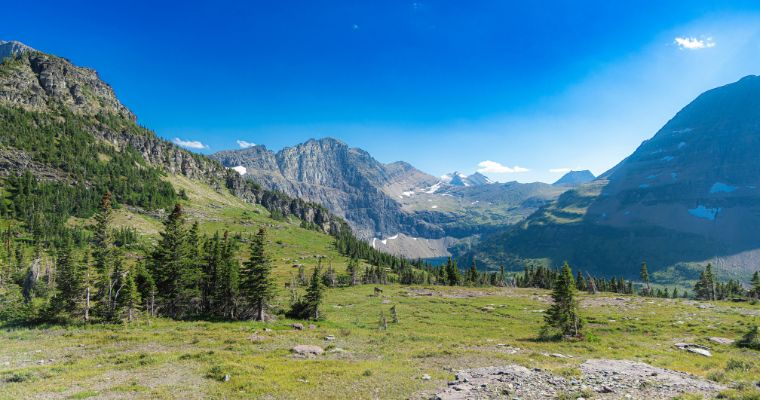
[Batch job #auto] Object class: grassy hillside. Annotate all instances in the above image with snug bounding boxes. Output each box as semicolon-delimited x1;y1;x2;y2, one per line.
0;286;758;399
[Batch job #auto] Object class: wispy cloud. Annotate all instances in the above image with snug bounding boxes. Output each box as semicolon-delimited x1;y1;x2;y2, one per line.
549;167;572;173
237;140;256;148
674;36;715;50
173;137;208;149
477;160;529;174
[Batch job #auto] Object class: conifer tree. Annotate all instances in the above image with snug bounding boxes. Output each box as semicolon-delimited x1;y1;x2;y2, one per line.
151;204;190;318
119;266;140;322
445;257;460;286
92;192;114;318
304;266;324;320
750;271;760;299
467;260;478;286
640;261;651;296
347;257;359;286
214;232;239;319
694;263;716;301
240;228;275;321
542;262;582;339
49;235;82;320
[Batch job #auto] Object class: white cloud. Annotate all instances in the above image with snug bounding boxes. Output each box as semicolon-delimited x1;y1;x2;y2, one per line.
477;160;529;174
237;140;256;148
674;36;716;50
231;166;247;175
549;167;572;173
173;137;208;149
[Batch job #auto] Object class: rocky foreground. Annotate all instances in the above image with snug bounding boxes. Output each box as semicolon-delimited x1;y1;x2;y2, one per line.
432;359;725;400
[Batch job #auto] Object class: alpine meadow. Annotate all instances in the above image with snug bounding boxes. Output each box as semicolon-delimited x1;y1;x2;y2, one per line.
1;2;760;400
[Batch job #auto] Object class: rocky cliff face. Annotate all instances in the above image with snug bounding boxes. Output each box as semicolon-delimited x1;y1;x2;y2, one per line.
0;41;343;235
213;139;443;239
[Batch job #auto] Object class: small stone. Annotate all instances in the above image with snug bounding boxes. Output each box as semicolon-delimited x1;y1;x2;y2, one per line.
422;374;431;381
223;374;231;382
291;323;304;330
291;345;324;357
308;324;316;330
709;337;734;345
324;335;335;341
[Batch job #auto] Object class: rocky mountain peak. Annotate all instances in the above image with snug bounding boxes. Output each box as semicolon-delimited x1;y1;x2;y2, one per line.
553;170;595;186
442;171;493;187
0;40;134;120
0;40;36;60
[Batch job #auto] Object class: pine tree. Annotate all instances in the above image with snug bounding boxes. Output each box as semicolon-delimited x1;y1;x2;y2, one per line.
445;257;460;286
49;235;82;320
240;228;275;321
347;257;359;286
640;261;651;296
304;266;324;320
750;271;760;299
467;260;478;286
119;266;140;322
542;262;582;339
214;232;239;319
672;287;679;299
694;263;716;301
151;204;190;318
92;192;114;319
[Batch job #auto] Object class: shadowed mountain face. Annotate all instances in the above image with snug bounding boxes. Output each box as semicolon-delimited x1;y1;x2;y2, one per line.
472;75;760;279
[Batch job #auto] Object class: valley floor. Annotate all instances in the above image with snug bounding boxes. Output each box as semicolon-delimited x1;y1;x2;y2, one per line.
1;286;759;399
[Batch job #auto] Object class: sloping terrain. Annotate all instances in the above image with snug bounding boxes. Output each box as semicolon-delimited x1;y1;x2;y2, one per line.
472;75;760;279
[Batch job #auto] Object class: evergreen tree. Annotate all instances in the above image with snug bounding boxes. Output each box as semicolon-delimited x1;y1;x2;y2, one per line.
304;266;324;320
214;232;239;319
92;192;114;318
542;262;583;339
467;260;478;286
445;257;460;286
347;257;359;286
48;235;82;320
640;261;651;296
694;263;716;301
151;204;191;318
736;325;760;350
240;228;275;321
119;265;140;322
750;271;760;299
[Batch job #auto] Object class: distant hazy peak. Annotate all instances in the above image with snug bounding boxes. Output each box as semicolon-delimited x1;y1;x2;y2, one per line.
553;170;595;186
442;171;494;187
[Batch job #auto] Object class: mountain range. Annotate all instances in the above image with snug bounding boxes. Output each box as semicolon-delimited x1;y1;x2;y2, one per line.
3;39;759;281
212;142;568;258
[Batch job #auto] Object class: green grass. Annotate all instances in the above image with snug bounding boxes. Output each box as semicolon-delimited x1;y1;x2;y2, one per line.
1;286;758;399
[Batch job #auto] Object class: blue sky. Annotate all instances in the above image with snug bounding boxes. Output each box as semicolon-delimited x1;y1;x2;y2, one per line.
3;1;760;183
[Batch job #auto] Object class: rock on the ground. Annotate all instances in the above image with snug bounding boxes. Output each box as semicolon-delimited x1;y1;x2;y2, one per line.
290;323;304;330
674;343;712;357
709;337;735;345
291;345;324;357
430;359;725;400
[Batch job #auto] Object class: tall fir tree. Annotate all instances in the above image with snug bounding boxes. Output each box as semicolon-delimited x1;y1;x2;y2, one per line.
151;204;190;318
240;228;275;321
542;262;583;339
92;192;114;319
304;266;324;320
640;261;651;296
694;263;716;301
48;235;82;320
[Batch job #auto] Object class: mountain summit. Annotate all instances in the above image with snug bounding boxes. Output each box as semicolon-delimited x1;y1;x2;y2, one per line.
553;170;595;186
0;40;35;60
441;171;493;187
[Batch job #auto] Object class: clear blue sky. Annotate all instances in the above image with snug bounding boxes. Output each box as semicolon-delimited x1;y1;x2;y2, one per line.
3;1;760;182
